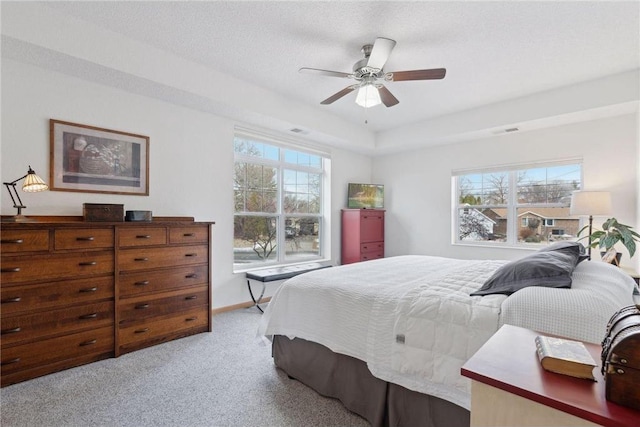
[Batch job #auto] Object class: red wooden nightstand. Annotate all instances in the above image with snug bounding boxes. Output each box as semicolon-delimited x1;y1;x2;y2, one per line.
461;324;639;427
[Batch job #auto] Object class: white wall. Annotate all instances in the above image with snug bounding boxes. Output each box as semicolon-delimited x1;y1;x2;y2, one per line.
1;58;373;309
374;114;639;271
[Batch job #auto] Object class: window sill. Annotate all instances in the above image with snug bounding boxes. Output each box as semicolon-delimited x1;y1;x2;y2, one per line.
452;241;549;252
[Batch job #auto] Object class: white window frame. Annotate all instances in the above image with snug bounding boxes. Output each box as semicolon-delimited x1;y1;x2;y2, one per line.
544;218;555;227
233;128;331;272
452;158;582;247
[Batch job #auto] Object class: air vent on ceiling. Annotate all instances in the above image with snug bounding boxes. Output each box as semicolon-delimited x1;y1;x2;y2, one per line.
491;126;520;135
289;128;309;135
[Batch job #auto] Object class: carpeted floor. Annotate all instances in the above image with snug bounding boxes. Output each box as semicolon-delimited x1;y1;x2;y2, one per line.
0;309;369;427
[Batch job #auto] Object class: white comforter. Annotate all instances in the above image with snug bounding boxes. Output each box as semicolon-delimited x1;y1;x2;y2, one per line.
258;255;636;409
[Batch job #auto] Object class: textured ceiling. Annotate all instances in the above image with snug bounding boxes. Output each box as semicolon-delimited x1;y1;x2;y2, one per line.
34;1;640;132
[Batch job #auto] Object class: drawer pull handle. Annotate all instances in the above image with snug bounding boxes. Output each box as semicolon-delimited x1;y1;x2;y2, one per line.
185;253;198;257
185;317;198;322
185;274;198;279
1;297;22;303
135;304;150;309
134;280;149;286
136;235;151;239
2;327;21;335
79;313;98;320
134;257;149;262
78;261;97;266
79;287;98;293
134;328;149;334
1;239;23;244
1;358;21;366
79;339;97;347
1;267;20;273
76;237;95;241
185;296;197;300
183;233;195;237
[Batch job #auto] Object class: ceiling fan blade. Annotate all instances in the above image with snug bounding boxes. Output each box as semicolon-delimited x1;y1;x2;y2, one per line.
386;68;447;82
377;85;399;107
320;86;356;105
366;37;396;70
299;67;352;78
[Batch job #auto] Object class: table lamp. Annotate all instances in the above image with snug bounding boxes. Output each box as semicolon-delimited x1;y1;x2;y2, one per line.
3;165;49;222
569;190;612;260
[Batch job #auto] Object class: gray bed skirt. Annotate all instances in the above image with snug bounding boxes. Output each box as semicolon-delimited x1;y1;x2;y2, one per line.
272;335;470;427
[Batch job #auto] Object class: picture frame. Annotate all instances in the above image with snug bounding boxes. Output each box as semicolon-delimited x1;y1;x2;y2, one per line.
50;119;149;196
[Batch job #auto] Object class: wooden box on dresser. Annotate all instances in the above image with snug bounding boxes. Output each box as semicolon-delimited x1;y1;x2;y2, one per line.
341;209;385;265
0;216;213;386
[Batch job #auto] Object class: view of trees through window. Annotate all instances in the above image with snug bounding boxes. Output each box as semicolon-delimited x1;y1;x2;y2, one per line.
455;163;582;245
233;136;325;270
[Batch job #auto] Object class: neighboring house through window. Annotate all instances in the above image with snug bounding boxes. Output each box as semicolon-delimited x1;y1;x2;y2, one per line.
453;160;582;246
233;129;330;271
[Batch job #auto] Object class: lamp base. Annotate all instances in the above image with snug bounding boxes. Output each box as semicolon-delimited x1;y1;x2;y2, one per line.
1;214;36;223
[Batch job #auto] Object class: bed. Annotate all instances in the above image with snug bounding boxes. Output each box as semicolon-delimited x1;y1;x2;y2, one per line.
257;249;637;427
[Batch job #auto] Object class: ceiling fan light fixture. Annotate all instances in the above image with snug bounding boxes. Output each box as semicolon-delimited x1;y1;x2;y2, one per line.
355;84;381;108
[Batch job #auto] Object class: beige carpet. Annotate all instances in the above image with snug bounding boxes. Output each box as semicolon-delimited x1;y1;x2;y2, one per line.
1;309;369;427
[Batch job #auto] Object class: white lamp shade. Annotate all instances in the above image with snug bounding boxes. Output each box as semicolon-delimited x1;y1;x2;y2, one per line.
355;84;381;108
569;191;612;216
22;170;49;193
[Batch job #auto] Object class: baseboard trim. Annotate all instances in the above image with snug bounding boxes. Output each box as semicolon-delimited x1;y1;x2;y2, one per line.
211;297;272;315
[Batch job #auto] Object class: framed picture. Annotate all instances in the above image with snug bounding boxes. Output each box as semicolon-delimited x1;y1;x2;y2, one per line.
50;119;149;196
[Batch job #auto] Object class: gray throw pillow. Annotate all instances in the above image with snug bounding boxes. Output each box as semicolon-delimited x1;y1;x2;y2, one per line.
470;242;587;297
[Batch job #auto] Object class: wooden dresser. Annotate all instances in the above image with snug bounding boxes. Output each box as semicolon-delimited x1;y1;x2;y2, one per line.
341;209;385;265
0;216;213;386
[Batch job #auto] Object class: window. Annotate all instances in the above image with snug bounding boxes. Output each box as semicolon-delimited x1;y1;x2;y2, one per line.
233;132;329;271
454;161;582;246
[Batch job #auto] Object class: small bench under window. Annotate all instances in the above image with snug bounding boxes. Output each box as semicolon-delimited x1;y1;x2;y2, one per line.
246;262;331;312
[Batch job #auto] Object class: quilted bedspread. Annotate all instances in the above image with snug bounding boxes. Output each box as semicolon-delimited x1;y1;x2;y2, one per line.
258;255;636;409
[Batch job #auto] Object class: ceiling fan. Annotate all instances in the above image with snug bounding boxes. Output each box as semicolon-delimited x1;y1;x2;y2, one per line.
299;37;446;108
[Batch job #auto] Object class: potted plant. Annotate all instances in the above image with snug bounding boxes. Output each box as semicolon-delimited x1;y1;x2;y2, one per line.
578;218;640;265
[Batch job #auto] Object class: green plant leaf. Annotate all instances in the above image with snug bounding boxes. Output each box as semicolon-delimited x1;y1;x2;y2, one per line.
601;233;619;249
602;218;615;230
577;225;590;237
624;239;636;258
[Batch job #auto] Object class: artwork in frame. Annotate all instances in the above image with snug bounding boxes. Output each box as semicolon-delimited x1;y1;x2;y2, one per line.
50;119;149;195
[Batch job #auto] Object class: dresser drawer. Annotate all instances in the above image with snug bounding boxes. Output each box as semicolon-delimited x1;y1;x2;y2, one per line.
361;250;384;261
119;265;209;297
118;245;208;272
1;230;49;253
1;326;113;376
118;307;209;347
1;276;114;317
360;241;383;254
169;226;209;244
1;301;114;347
1;251;114;284
118;287;209;327
118;227;167;247
54;228;114;250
